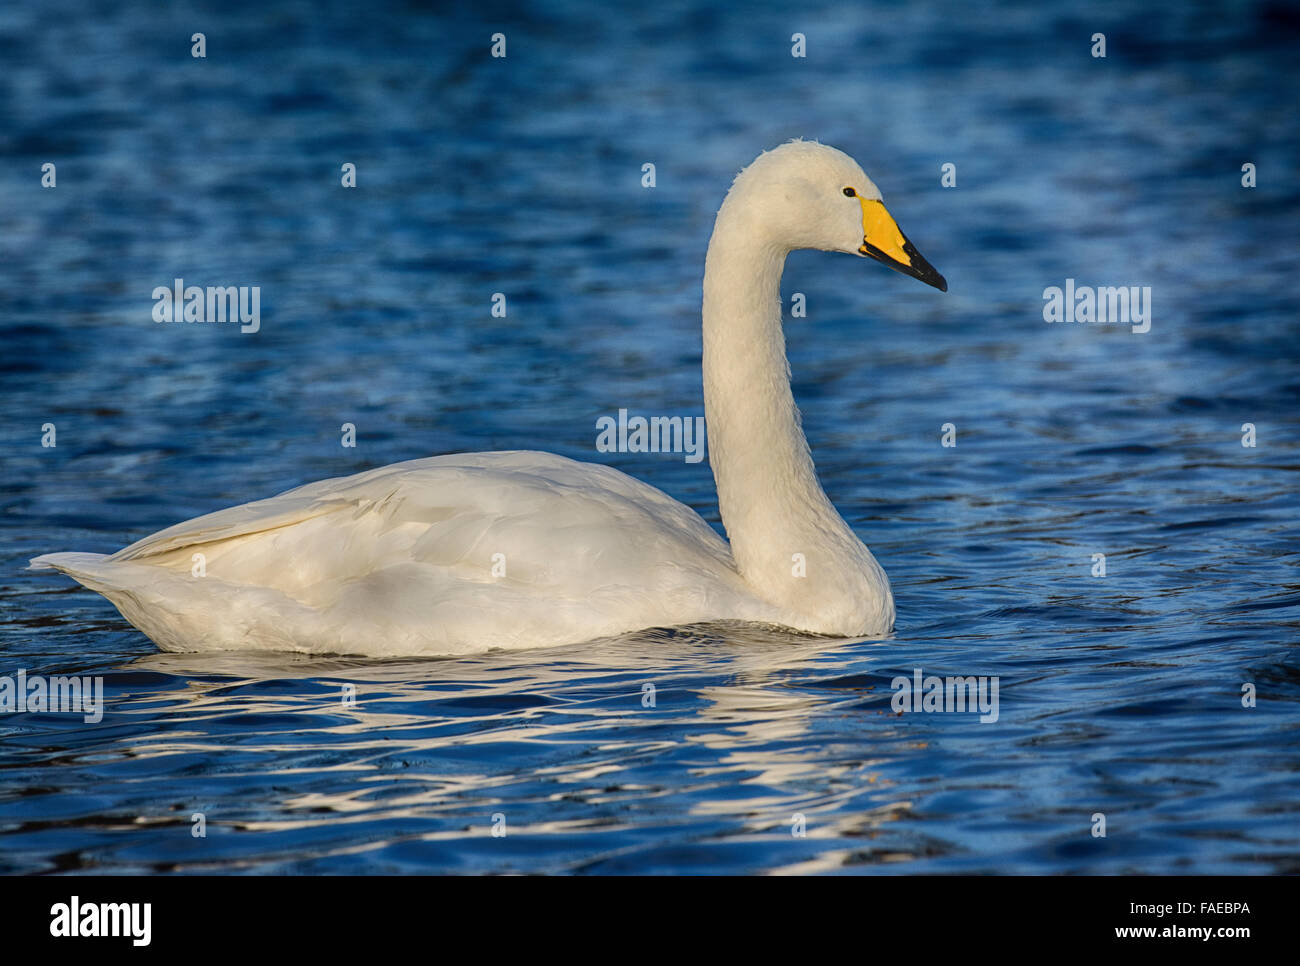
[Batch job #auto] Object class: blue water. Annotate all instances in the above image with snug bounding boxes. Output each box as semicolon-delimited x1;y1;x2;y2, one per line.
2;0;1298;874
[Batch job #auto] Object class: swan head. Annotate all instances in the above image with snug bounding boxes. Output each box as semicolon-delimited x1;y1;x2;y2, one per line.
728;140;947;292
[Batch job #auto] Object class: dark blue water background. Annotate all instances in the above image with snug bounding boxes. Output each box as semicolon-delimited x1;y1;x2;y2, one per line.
1;0;1297;873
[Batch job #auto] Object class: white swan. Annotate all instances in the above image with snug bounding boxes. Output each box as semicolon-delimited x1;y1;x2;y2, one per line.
32;141;946;657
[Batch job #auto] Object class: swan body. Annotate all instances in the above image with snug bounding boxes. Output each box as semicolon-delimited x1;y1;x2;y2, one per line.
33;141;946;656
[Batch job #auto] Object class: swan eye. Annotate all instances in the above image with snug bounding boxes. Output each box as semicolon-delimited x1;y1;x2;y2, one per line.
842;187;857;197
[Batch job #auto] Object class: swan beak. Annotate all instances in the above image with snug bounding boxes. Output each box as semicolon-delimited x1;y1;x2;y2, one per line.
858;199;948;292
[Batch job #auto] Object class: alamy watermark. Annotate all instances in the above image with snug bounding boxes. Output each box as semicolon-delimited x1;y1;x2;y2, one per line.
152;278;260;333
0;669;103;723
1043;279;1150;333
50;896;150;946
891;668;999;723
595;408;706;464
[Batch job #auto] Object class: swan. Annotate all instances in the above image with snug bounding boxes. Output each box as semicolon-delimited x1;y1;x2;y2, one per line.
31;140;946;657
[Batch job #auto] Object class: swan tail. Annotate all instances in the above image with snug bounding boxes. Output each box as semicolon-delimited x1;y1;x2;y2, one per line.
29;551;316;653
29;552;121;593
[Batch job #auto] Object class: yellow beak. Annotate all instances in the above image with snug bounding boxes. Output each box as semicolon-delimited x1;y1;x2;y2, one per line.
858;198;947;291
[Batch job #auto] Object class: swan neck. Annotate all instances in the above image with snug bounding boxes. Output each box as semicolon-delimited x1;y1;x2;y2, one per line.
701;202;870;616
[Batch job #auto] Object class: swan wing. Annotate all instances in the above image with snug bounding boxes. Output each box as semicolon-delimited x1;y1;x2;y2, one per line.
34;452;770;655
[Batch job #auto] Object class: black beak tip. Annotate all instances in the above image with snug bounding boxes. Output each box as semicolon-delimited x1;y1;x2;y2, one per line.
860;238;947;293
901;237;946;292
